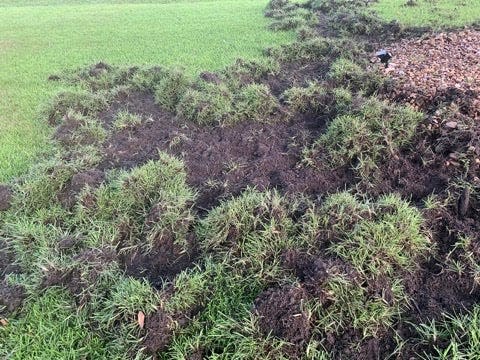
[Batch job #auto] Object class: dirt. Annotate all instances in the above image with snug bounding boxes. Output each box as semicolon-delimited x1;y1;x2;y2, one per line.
119;232;197;288
97;91;352;211
0;185;13;211
254;285;312;357
143;305;201;357
21;5;480;357
142;309;175;356
57;169;105;209
0;240;24;316
361;137;451;202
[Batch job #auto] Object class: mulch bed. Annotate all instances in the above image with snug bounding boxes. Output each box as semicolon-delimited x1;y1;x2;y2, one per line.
384;29;480;120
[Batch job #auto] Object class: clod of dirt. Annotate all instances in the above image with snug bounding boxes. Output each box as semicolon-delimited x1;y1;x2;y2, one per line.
384;30;480;119
0;282;26;315
254;285;311;357
0;185;13;211
142;309;176;355
57;169;105;208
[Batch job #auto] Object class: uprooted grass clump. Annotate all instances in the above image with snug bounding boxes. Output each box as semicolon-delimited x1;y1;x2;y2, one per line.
305;97;424;179
282;81;353;115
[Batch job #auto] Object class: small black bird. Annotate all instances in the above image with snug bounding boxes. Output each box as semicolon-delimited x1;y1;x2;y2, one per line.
376;49;392;68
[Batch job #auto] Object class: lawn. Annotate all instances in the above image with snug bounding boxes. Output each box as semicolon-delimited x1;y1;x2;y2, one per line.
373;0;480;28
0;0;293;182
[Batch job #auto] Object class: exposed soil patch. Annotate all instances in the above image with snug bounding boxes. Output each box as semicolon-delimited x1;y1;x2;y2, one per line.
362;139;451;202
142;309;175;356
384;29;480;120
0;240;24;316
254;285;311;357
98;92;352;210
143;305;200;357
0;184;13;211
119;232;197;288
57;169;105;209
406;263;479;322
0;283;25;316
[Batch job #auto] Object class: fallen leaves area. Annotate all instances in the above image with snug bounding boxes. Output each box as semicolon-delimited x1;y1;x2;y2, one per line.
384;30;480;120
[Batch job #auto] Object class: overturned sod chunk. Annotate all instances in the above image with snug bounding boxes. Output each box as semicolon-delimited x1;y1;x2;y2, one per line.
326;193;430;277
176;82;234;125
198;188;300;278
235;83;279;123
42;88;111;125
76;153;196;251
307;98;423;178
154;68;191;111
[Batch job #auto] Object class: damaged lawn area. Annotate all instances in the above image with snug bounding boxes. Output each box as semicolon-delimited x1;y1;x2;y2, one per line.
0;0;293;182
1;0;480;359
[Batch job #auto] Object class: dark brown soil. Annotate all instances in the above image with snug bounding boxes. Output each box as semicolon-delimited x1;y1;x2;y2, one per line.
0;240;24;316
0;185;13;211
362;139;451;202
143;306;201;358
142;309;175;356
36;11;480;358
119;232;197;288
57;169;105;209
97;91;352;211
0;283;25;315
254;285;312;357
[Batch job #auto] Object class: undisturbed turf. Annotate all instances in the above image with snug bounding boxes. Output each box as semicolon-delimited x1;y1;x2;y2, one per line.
374;0;480;28
0;0;293;182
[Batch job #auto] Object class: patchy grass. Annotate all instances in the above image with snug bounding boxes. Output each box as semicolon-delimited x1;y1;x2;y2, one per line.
306;98;423;178
413;305;480;359
0;0;293;182
0;288;109;359
373;0;480;28
2;0;480;358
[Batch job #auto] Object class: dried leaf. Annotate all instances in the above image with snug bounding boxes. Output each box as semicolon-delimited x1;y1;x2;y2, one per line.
137;311;145;329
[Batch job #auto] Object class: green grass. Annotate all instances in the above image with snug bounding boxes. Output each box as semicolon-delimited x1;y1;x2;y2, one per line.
0;0;293;182
373;0;480;28
0;288;109;359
